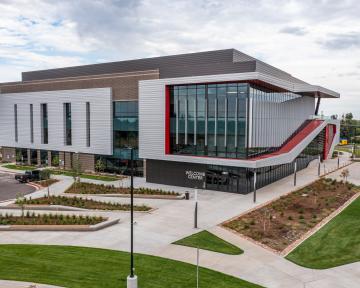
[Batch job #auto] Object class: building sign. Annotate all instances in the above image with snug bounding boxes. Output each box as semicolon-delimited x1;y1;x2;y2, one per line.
185;170;205;181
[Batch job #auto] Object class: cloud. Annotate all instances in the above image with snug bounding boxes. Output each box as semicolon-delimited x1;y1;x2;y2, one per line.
321;33;360;50
280;26;307;36
0;0;360;118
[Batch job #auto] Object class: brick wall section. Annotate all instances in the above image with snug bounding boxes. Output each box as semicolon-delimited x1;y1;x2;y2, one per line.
79;153;95;172
64;152;72;170
1;147;16;162
59;151;65;169
0;70;159;101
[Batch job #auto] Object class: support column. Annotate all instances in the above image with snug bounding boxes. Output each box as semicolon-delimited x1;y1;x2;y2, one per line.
27;149;31;165
47;151;52;167
315;96;321;116
37;150;41;166
143;159;146;178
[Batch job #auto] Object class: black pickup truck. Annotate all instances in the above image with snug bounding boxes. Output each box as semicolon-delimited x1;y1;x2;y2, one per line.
15;170;41;183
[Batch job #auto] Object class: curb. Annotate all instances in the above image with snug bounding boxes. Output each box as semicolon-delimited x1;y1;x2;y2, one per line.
65;193;185;200
0;217;120;232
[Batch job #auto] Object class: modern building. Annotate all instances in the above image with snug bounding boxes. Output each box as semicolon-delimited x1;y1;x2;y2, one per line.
0;49;340;193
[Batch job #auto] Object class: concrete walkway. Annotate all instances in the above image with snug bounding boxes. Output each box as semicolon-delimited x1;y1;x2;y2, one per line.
157;225;360;288
0;280;63;288
0;156;358;288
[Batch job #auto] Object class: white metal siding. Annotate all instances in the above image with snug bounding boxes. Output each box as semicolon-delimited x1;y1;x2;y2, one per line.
139;73;336;169
250;96;315;147
0;88;112;155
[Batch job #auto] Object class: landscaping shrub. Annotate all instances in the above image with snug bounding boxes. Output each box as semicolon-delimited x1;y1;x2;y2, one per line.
0;213;106;225
15;195;151;211
65;182;180;196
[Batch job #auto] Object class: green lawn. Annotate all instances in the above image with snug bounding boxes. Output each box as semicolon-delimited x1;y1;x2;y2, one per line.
0;245;261;288
286;196;360;269
336;146;360;157
2;164;36;171
50;170;120;182
173;230;243;255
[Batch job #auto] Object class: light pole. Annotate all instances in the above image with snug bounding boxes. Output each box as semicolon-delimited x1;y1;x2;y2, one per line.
253;170;257;203
293;161;297;186
127;147;137;288
194;187;198;229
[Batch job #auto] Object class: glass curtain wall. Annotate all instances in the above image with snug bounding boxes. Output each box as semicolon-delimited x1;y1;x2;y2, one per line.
248;84;303;158
113;101;139;158
170;83;248;159
204;127;326;193
96;101;143;176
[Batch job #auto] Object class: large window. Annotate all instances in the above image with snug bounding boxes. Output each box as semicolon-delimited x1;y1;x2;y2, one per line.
96;101;142;176
64;103;72;146
170;83;248;159
41;103;48;144
113;101;139;158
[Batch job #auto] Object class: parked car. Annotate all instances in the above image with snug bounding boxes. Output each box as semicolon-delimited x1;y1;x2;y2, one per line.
15;170;41;183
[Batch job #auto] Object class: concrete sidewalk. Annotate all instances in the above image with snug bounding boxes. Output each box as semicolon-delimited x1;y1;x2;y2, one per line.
157;225;360;288
0;280;63;288
0;156;358;288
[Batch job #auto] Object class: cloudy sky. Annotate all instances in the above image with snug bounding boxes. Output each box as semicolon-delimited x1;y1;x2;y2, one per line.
0;0;359;117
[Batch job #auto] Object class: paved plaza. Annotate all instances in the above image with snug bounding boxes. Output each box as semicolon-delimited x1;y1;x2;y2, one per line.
0;155;358;288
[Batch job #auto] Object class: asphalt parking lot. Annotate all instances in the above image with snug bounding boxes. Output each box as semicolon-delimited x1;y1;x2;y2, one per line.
0;172;36;201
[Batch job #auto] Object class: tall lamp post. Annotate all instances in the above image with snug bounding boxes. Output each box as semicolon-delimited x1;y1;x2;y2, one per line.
127;147;137;288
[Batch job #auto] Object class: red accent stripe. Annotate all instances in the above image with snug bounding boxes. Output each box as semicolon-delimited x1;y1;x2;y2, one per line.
250;119;324;160
165;85;171;154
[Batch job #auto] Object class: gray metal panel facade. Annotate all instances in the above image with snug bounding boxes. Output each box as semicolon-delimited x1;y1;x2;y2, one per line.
22;49;238;81
0;88;113;155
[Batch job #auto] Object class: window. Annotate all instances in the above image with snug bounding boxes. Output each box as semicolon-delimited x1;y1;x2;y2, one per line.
113;101;139;160
86;102;90;147
41;103;48;144
64;103;71;145
170;83;249;159
14;104;18;142
30;104;34;143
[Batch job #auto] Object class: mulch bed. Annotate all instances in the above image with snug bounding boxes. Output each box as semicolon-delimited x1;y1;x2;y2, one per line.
0;212;105;225
223;178;359;252
65;182;180;196
16;195;152;211
33;179;59;187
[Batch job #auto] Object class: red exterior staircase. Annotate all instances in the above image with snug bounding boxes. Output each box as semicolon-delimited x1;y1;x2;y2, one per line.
250;119;325;161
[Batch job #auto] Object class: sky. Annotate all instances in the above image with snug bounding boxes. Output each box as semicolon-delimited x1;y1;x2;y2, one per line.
0;0;359;118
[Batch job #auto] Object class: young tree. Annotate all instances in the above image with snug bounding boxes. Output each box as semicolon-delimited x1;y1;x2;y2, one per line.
16;192;25;223
340;168;350;183
95;159;105;173
71;155;82;191
52;155;60;167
